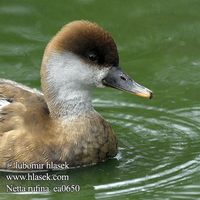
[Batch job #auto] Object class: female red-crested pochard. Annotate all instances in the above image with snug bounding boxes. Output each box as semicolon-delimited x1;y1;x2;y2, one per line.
0;20;152;170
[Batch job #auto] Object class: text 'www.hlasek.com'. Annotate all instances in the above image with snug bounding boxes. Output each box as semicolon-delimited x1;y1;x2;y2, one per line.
4;162;81;193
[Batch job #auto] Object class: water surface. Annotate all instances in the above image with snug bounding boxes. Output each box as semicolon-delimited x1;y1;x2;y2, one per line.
0;0;200;199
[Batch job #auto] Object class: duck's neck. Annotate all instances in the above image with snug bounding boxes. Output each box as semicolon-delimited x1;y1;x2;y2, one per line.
41;52;96;120
44;83;94;119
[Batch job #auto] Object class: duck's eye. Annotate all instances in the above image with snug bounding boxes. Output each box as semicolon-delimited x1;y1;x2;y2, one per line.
88;52;98;62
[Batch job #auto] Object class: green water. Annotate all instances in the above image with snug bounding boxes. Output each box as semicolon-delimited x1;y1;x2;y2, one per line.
0;0;200;199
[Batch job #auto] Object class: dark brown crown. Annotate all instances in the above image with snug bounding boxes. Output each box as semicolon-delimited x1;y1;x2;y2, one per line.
45;20;119;67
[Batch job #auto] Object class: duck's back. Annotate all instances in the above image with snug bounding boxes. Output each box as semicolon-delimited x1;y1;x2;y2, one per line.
0;79;49;130
0;79;50;168
0;79;118;170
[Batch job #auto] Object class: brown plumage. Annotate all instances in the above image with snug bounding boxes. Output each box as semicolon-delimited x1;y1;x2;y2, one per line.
44;20;119;66
0;79;117;169
0;20;152;171
0;21;118;170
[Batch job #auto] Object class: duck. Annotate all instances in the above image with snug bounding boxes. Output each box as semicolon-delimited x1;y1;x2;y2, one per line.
0;20;153;171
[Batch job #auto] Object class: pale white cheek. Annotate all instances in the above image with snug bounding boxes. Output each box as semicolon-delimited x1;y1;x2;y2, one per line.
43;52;110;118
46;52;109;88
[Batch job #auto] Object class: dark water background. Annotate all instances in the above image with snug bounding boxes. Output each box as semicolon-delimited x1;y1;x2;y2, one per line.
0;0;200;199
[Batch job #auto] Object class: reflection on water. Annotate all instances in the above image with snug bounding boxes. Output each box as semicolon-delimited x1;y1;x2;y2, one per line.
93;99;200;199
0;5;34;15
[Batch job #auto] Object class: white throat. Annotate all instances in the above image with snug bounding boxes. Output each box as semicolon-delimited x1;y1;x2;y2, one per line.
43;52;109;119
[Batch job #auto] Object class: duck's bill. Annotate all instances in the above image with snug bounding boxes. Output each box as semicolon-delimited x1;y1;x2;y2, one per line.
102;67;153;99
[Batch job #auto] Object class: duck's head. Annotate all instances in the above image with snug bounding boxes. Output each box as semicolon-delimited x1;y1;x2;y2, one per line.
41;20;153;101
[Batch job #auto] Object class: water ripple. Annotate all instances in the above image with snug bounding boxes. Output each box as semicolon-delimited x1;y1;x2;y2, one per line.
93;99;200;199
